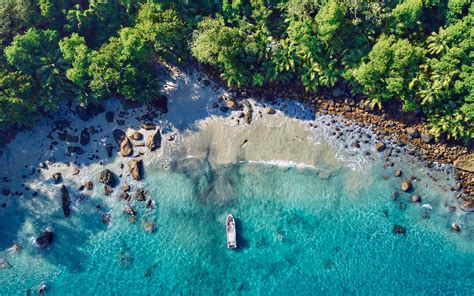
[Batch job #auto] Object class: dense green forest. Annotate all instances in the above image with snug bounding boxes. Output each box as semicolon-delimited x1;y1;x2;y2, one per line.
0;0;472;140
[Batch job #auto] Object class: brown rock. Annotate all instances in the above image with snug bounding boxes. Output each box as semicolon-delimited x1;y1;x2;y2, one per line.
141;123;156;130
267;107;276;115
451;223;461;232
121;184;130;192
146;129;161;152
400;180;412;192
52;172;62;184
120;137;133;157
460;200;474;212
130;131;143;141
453;154;474;173
129;159;143;181
72;168;80;175
104;185;113;196
135;188;146;201
143;221;155;233
411;194;421;203
392;224;406;235
375;142;385;152
84;181;93;190
394;170;402;177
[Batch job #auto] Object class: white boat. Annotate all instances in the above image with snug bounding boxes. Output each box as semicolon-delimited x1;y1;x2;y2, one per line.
226;213;237;249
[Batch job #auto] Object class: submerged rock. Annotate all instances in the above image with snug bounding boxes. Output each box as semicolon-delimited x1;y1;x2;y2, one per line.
392;224;406;235
146;129;162;152
143;221;155;233
60;185;71;217
105;144;113;157
36;229;54;248
129;159;143;181
0;258;12;269
99;169;116;187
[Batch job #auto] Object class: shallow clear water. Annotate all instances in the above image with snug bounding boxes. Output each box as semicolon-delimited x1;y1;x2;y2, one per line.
1;157;473;295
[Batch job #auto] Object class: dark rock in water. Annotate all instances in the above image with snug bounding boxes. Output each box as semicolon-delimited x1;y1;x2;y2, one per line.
1;188;10;196
461;200;474;212
86;103;105;117
52;173;62;184
120;137;133;157
0;258;12;269
101;213;111;225
375;142;385;152
105;111;114;123
140;123;156;130
113;129;126;146
392;224;406;235
146;129;162;152
80;128;90;146
220;106;229;113
121;184;130;192
121;99;143;110
451;223;461;232
135;188;146;201
391;191;399;201
39;162;48;169
129;159;143;181
60;185;71;217
105;144;113;157
399;202;407;210
143;221;155;233
119;191;131;201
420;132;434;143
406;128;420;138
123;206;136;216
104;185;113;196
400;180;412;192
99;169;116;187
411;194;421;203
146;199;154;208
67;146;84;155
151;95;168;114
84;181;93;190
36;229;54;248
75;105;89;121
38;283;47;295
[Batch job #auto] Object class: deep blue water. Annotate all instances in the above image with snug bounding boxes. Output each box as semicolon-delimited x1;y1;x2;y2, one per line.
0;157;473;295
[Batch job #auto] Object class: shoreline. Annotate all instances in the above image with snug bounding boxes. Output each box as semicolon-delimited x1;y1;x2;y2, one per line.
196;66;473;198
0;65;472;202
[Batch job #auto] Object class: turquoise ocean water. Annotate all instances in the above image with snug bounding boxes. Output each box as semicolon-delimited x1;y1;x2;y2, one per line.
0;154;473;295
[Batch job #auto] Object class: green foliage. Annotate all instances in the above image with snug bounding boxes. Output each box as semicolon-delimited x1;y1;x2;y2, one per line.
0;0;39;45
353;34;425;110
0;70;36;128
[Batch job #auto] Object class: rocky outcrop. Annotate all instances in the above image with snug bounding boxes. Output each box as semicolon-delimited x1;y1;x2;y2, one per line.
60;185;71;217
129;159;143;181
453;154;474;173
99;169;116;187
146;130;161;152
36;228;54;248
411;194;421;203
461;200;474;212
120;137;133;157
80;128;90;146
